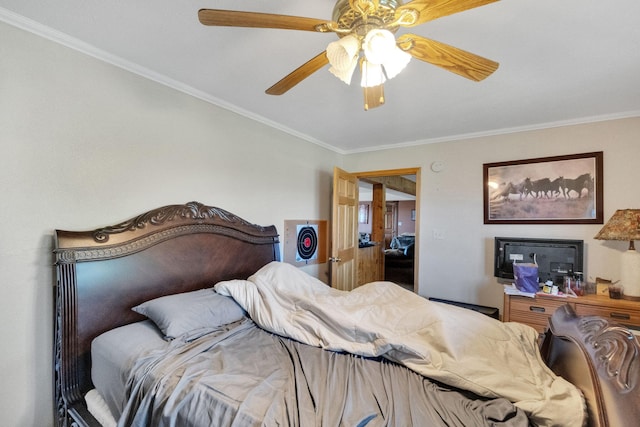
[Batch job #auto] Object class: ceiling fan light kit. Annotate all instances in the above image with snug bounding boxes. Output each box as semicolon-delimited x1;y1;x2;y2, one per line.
198;0;500;110
327;35;360;84
361;29;412;81
361;60;386;87
326;28;410;91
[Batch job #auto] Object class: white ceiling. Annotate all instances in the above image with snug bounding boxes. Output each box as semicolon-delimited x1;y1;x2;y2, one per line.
2;0;639;154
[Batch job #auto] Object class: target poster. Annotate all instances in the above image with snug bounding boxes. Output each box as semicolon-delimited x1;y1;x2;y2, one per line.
284;220;327;266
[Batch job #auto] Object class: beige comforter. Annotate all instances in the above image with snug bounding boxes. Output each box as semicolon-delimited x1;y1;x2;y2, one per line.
215;262;585;427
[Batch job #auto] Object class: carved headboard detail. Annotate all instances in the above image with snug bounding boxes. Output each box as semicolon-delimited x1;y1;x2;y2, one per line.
90;201;264;243
53;201;280;427
543;305;640;427
579;316;639;392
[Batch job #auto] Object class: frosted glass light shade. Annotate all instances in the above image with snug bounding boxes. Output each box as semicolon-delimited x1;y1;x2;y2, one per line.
327;35;360;84
362;29;396;64
381;47;411;79
327;29;411;87
360;60;386;87
362;29;411;80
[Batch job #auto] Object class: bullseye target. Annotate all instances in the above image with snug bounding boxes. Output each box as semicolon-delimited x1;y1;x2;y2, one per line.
296;225;318;262
284;220;327;266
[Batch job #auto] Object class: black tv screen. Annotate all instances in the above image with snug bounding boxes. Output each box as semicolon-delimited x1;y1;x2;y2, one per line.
494;237;584;285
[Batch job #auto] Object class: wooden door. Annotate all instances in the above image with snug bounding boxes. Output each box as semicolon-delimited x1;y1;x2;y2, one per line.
384;201;398;248
330;167;358;291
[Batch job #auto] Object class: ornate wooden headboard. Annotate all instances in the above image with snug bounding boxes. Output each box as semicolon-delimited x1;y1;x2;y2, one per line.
542;305;640;427
53;201;280;426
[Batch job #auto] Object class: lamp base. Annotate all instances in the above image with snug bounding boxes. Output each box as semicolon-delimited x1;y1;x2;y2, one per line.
620;248;640;300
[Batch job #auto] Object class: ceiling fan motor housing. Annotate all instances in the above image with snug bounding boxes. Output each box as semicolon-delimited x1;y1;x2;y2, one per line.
332;0;402;37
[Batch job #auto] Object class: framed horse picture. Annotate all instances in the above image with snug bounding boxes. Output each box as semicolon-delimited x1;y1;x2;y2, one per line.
483;152;603;224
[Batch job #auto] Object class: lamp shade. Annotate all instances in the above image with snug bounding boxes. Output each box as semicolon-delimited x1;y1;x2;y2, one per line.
595;209;640;300
326;29;411;89
362;29;411;80
327;35;360;84
362;29;397;65
381;47;412;79
594;209;640;243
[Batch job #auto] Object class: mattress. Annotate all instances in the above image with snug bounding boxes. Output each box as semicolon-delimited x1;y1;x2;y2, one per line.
91;320;168;419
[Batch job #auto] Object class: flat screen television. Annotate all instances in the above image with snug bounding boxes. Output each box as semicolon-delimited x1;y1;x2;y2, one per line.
494;237;584;285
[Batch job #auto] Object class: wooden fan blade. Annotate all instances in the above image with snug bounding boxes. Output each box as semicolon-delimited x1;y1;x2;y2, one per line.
198;9;330;32
266;51;329;95
398;0;499;27
363;84;385;111
397;34;498;81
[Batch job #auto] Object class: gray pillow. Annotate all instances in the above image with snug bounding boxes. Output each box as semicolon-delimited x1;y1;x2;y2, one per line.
132;288;246;340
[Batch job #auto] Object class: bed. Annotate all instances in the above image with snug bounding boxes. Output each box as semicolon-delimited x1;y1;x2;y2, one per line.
53;201;640;427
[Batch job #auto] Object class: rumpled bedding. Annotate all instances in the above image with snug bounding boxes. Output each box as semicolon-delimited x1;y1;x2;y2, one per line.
118;318;529;427
215;261;585;427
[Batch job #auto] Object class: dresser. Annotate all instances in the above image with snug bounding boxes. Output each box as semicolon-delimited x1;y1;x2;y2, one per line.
503;293;640;333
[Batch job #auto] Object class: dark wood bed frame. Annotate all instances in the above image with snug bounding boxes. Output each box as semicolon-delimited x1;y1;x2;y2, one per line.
53;201;639;427
542;306;640;427
53;202;280;426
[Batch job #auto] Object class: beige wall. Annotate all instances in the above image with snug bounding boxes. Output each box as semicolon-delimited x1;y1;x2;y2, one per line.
0;22;339;426
3;18;640;427
345;117;640;309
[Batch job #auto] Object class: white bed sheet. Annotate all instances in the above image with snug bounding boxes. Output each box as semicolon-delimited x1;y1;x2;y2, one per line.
85;389;116;427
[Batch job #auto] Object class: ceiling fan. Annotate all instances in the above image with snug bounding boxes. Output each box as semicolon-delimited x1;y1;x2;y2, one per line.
199;0;500;110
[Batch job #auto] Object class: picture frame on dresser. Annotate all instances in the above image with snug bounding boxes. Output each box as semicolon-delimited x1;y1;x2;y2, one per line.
483;151;603;224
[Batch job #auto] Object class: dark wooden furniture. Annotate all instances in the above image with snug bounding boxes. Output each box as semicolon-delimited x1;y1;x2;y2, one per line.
504;293;640;333
542;305;640;427
384;235;415;285
53;201;639;427
429;297;499;320
53;201;279;426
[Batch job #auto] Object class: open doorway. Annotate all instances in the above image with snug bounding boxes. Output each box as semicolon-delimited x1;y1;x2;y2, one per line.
330;167;419;292
357;173;417;292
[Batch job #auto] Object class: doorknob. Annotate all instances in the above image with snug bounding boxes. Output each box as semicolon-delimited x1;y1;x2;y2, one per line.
329;257;342;263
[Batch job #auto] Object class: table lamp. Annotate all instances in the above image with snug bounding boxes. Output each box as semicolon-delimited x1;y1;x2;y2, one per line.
594;209;640;300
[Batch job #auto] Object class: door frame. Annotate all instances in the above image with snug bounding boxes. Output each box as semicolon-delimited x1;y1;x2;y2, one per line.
354;167;420;292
